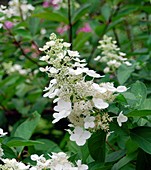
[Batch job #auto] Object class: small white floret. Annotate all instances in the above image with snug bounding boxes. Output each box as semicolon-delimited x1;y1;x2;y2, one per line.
117;112;128;127
93;98;109;109
70;127;91;146
67;50;80;57
116;86;127;92
0;128;7;137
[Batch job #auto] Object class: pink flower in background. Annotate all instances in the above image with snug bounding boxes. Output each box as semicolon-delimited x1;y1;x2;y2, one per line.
77;23;92;34
43;0;62;9
56;25;69;35
4;21;14;29
43;1;50;8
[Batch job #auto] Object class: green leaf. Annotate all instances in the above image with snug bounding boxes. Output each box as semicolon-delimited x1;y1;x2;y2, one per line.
95;24;106;36
1;144;16;158
14;111;40;139
89;162;112;170
13;111;41;153
140;5;151;13
115;5;139;19
126;138;138;155
105;150;126;163
101;3;112;21
117;64;135;84
140;99;151;110
4;137;43;147
111;152;137;170
14;29;32;40
136;149;151;170
28;17;40;35
72;4;90;23
31;98;48;114
130;127;151;154
123;81;147;109
34;139;62;153
127;110;151;117
88;130;106;162
33;11;68;24
130;81;147;108
73;32;91;51
67;141;89;163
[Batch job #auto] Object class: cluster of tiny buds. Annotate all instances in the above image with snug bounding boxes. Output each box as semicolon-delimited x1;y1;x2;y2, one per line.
0;0;35;28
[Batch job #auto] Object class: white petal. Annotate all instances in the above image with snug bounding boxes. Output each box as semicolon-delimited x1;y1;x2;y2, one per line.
124;61;132;66
48;89;59;98
76;138;87;146
53;97;60;103
116;86;127;92
82;130;91;139
52;110;69;123
85;69;101;78
67;50;80;57
49;67;59;74
93;98;109;109
31;154;39;161
117;112;128;127
63;42;71;47
92;83;107;93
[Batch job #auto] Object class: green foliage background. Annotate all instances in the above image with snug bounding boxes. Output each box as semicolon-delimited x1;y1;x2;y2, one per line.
0;0;151;169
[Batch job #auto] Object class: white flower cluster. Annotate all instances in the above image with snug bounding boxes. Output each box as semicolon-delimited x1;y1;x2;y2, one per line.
0;129;29;170
30;152;88;170
95;35;132;73
2;62;31;75
0;158;30;170
0;128;88;170
0;144;4;158
39;33;127;146
0;0;34;27
0;128;6;161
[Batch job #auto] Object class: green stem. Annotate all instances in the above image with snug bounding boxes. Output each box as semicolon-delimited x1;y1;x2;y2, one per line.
124;20;134;52
3;24;41;67
68;0;73;50
18;0;24;21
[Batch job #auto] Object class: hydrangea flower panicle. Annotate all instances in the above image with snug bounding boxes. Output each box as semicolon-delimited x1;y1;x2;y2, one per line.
95;35;132;73
39;33;128;146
